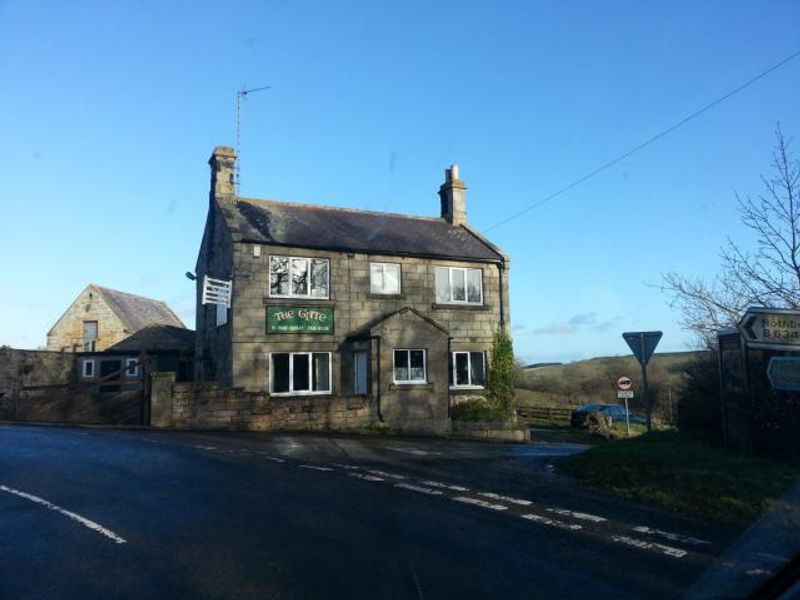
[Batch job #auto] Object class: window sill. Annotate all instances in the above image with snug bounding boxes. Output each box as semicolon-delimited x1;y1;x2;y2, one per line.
264;298;335;306
450;385;485;391
389;382;433;391
270;391;332;397
431;303;487;311
367;293;404;300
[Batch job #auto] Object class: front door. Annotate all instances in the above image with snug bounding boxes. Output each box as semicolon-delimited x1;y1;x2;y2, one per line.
353;351;368;395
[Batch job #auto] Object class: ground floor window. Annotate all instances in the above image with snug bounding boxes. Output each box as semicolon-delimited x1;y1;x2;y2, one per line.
270;352;331;395
449;351;485;388
82;359;95;378
393;349;426;383
125;358;139;377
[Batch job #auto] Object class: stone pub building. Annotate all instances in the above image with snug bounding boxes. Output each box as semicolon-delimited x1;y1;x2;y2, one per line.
193;147;510;431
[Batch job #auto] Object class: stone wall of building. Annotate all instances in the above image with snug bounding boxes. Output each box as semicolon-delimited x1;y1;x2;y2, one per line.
228;241;509;394
194;200;236;385
47;287;129;352
158;376;374;431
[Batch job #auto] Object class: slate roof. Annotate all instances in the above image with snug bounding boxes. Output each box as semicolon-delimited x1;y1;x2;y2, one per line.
94;286;185;332
216;196;505;262
106;325;195;353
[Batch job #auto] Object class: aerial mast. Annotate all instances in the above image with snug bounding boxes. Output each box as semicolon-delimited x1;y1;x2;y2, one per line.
235;84;270;195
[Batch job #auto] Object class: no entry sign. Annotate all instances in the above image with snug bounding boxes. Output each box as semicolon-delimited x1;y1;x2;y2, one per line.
617;376;633;391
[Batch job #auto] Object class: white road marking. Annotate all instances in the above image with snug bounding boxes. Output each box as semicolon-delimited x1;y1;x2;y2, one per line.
385;446;434;456
478;492;532;506
632;526;711;546
299;465;334;472
367;470;407;480
421;480;469;492
263;456;286;463
332;463;360;470
521;513;583;531
546;508;607;523
747;568;771;576
394;483;443;496
189;444;218;451
452;496;508;511
611;535;688;558
1;484;126;545
349;473;385;482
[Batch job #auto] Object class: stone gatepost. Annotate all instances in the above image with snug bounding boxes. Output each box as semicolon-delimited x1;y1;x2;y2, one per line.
150;372;176;428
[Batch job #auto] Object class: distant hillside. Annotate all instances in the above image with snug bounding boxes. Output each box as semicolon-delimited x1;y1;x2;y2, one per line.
516;350;709;419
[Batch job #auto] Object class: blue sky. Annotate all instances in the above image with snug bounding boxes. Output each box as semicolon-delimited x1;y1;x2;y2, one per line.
1;1;798;363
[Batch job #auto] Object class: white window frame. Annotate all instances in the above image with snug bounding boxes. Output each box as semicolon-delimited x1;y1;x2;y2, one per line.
269;255;330;299
216;302;228;326
369;262;401;295
82;359;95;379
125;358;139;378
450;351;486;389
269;352;332;396
393;349;427;384
436;266;483;305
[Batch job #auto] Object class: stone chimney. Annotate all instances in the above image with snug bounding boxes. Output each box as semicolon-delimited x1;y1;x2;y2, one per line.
439;163;467;226
209;146;236;197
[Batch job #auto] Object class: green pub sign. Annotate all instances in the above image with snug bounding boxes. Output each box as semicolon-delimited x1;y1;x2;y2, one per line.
267;306;334;334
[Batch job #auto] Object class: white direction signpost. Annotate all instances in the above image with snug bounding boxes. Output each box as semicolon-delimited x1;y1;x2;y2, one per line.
738;307;800;350
616;376;634;436
622;331;663;431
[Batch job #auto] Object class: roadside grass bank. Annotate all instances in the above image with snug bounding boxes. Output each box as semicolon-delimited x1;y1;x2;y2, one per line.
560;430;800;524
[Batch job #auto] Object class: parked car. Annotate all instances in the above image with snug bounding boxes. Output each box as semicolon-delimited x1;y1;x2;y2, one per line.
570;404;643;428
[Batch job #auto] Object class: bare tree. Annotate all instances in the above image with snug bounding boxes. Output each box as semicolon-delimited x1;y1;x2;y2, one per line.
663;126;800;345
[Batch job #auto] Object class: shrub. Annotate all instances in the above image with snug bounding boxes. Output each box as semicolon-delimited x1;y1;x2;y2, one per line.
450;397;508;422
677;353;723;442
584;412;611;439
487;328;516;418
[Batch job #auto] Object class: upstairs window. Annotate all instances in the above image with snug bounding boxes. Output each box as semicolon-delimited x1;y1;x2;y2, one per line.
83;321;98;352
270;352;331;395
270;256;330;299
449;352;486;388
434;267;482;305
370;263;401;295
393;349;426;384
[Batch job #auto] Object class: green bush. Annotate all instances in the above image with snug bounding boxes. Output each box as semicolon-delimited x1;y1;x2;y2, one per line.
450;397;508;422
677;353;723;442
488;328;516;418
584;412;611;438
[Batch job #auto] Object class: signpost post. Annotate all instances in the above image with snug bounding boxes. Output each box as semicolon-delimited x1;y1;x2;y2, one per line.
616;376;634;437
622;331;663;432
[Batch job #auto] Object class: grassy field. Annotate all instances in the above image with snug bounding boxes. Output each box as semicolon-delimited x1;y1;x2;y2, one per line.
560;431;800;524
516;351;707;422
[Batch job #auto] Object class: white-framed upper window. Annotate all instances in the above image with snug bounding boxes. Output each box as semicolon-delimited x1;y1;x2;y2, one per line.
370;262;401;295
434;266;483;305
393;349;426;384
270;352;331;395
449;351;486;388
82;359;95;378
83;320;98;352
270;256;330;299
125;358;139;378
216;302;228;326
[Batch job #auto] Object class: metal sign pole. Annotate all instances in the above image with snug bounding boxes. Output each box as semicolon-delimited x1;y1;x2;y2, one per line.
641;358;651;430
624;397;631;437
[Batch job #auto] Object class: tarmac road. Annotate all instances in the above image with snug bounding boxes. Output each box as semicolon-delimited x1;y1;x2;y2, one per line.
0;424;740;599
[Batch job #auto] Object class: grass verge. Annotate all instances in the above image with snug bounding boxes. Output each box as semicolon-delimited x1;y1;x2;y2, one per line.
560;430;800;524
